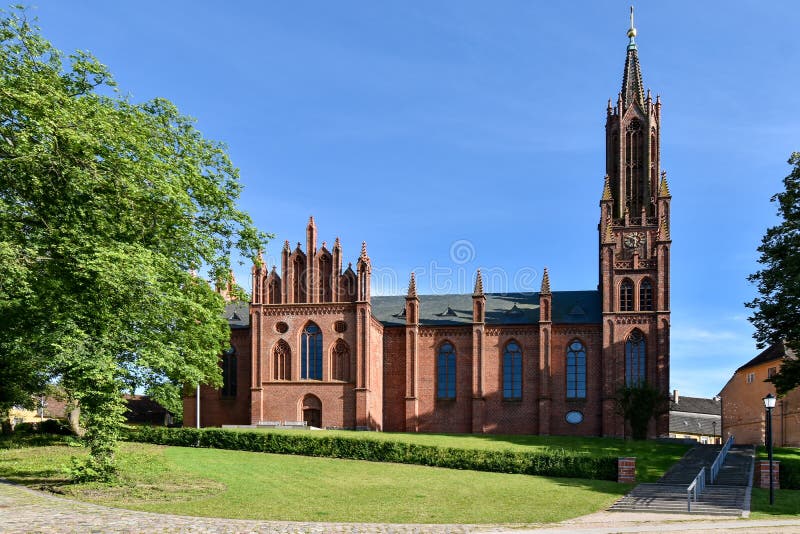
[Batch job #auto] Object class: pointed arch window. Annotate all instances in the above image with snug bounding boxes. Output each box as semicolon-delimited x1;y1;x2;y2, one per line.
301;323;323;380
620;279;634;311
625;330;646;386
639;278;653;311
503;341;523;400
566;340;587;399
437;342;456;399
273;340;291;381
332;339;350;382
221;346;237;397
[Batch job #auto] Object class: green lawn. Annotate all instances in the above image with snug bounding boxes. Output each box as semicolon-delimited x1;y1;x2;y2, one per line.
230;428;690;482
749;488;800;518
749;446;800;518
0;440;628;523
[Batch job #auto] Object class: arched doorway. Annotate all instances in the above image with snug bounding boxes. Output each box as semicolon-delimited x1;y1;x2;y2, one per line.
301;394;322;428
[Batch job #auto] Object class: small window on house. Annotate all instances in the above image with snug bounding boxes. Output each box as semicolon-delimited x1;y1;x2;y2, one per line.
746;372;755;384
768;367;777;378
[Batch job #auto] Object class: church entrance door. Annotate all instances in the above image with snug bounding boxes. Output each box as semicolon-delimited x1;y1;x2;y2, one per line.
302;394;322;428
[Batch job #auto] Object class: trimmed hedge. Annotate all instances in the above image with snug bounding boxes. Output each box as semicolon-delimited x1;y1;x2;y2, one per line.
780;458;800;490
127;426;618;481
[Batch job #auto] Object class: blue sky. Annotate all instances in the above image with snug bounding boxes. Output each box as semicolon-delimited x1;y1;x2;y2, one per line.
26;1;799;398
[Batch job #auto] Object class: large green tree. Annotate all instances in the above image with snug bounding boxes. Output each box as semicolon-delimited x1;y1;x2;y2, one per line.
747;153;800;396
0;9;267;477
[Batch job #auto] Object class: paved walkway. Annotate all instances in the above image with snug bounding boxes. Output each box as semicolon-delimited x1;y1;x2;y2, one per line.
2;479;800;533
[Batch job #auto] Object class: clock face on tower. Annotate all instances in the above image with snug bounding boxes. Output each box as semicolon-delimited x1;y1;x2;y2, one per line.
623;232;643;249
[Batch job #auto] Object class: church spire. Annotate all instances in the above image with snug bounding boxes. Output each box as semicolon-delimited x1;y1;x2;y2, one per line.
621;6;645;108
473;269;484;296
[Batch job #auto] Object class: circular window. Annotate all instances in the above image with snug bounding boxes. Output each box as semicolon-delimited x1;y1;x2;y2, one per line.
565;411;584;425
334;321;347;333
275;322;289;334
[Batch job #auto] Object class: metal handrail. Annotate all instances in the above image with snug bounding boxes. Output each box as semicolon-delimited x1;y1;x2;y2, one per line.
710;435;735;483
686;467;706;512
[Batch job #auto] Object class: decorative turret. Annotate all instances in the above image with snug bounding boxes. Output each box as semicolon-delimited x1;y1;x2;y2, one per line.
407;271;417;297
356;242;371;302
251;250;265;304
405;272;419;325
540;267;551;295
659;171;671;198
472;269;485;323
538;267;551;323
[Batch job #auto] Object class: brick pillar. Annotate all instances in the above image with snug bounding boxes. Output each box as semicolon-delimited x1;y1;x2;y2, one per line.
618;457;636;483
756;460;780;489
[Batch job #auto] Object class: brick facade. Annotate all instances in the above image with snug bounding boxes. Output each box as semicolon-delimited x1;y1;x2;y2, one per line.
184;23;671;439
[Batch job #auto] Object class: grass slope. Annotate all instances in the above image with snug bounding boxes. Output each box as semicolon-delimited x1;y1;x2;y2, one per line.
0;441;627;524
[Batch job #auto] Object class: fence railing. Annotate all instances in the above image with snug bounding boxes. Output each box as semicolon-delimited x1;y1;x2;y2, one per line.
710;434;735;483
686;466;706;512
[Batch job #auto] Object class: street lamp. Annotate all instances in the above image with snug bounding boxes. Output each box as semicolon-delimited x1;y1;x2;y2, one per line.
763;393;777;505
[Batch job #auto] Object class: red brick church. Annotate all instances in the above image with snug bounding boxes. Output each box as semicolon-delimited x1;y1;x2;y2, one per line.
184;16;672;438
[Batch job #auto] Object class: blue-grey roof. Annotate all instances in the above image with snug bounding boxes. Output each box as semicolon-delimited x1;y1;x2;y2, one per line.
370;290;601;327
225;301;250;329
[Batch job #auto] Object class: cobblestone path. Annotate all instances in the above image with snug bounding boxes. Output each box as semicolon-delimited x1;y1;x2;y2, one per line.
0;479;510;533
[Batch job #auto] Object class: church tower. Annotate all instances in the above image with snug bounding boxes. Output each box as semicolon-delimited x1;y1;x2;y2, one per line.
600;8;671;438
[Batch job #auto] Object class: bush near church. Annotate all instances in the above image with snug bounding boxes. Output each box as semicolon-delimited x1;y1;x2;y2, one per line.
129;426;618;481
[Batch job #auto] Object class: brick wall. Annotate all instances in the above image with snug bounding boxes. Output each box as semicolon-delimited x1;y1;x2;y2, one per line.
183;327;252;428
756;460;780;489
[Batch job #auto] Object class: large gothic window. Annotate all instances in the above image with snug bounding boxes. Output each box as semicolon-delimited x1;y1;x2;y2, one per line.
221;346;237;397
437;342;456;399
332;339;350;382
301;322;323;380
273;340;291;381
620;279;634;311
566;340;587;399
639;278;653;311
503;341;523;400
625;330;646;386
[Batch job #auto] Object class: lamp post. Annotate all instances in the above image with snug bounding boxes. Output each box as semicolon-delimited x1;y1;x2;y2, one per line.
763;393;776;505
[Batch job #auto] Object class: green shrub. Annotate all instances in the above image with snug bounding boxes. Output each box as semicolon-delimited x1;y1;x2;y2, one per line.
126;427;618;481
779;458;800;490
12;419;72;435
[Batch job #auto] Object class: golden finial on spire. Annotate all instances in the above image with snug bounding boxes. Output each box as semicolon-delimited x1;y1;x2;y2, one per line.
627;6;637;39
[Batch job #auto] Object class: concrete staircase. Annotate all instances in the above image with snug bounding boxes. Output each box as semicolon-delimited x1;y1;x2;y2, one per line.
610;444;755;516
